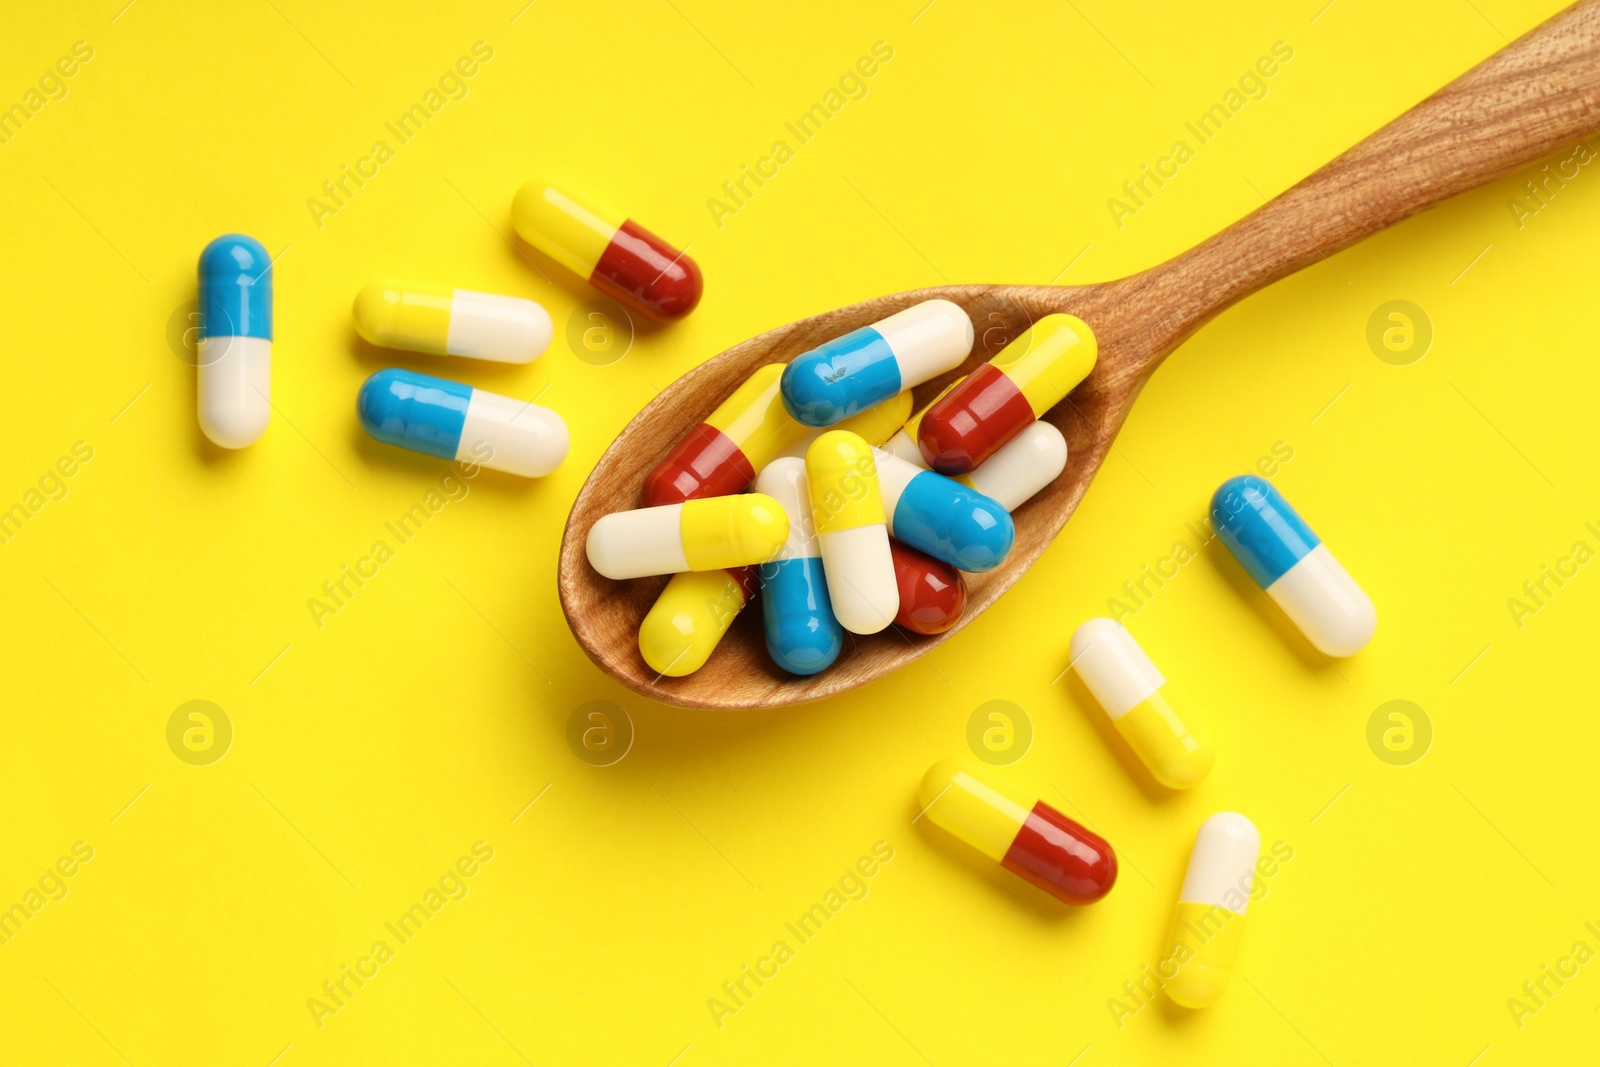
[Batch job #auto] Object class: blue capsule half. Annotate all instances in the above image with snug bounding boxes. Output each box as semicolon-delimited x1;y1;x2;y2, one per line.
781;326;901;428
1210;475;1320;589
891;471;1014;572
199;234;272;340
357;368;471;460
759;556;844;675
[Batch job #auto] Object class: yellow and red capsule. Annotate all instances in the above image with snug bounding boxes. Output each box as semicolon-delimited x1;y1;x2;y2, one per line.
918;314;1095;473
512;181;702;323
643;365;804;507
918;759;1117;904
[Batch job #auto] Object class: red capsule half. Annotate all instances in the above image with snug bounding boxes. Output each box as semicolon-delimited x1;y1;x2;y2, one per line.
642;365;800;508
891;541;967;635
592;219;702;323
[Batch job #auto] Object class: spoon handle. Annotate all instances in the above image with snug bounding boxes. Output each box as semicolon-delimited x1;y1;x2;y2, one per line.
1134;0;1600;354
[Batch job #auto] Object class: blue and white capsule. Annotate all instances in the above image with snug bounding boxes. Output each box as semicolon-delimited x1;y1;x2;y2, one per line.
755;458;843;675
358;369;568;477
1211;476;1375;657
780;300;973;427
198;234;272;448
874;448;1014;572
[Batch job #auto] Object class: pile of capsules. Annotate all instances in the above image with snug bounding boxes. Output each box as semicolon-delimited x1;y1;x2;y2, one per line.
584;300;1096;677
195;173;1378;1010
918;483;1375;1008
193;181;701;471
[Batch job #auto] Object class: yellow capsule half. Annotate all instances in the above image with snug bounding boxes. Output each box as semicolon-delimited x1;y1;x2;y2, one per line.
992;313;1097;417
639;569;753;676
707;364;808;471
1069;619;1212;789
679;495;789;571
806;431;886;535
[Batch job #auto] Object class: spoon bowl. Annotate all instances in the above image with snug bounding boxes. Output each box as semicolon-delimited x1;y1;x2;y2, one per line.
558;1;1600;708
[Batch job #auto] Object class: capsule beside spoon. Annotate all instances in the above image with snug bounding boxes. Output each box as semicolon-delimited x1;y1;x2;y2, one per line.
1211;476;1376;656
357;369;568;477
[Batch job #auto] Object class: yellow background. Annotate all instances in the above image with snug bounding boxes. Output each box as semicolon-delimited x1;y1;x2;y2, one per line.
1;0;1595;1063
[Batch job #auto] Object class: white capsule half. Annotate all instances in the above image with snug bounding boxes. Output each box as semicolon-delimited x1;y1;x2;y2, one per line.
875;299;974;387
756;458;820;561
458;390;568;476
450;290;552;361
198;336;271;448
1069;618;1163;718
962;421;1068;512
1267;545;1376;658
1180;813;1261;909
587;504;689;579
818;524;897;634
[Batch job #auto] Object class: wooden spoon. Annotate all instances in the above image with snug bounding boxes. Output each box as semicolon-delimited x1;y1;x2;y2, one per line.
559;1;1600;710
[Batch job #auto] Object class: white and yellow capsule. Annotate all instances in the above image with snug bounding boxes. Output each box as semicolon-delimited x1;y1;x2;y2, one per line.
354;281;552;363
806;431;897;634
1164;813;1260;1009
585;496;788;580
1070;619;1212;789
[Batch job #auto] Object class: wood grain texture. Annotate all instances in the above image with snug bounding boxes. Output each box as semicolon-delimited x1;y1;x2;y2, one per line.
559;1;1600;709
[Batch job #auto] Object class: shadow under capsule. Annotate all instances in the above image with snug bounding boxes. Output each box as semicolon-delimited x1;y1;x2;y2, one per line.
1060;667;1189;805
1202;539;1343;677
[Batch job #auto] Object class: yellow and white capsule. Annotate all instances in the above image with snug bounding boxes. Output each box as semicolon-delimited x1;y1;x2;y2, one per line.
354;281;552;363
1164;813;1260;1009
806;431;898;634
585;496;787;580
1070;619;1212;789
